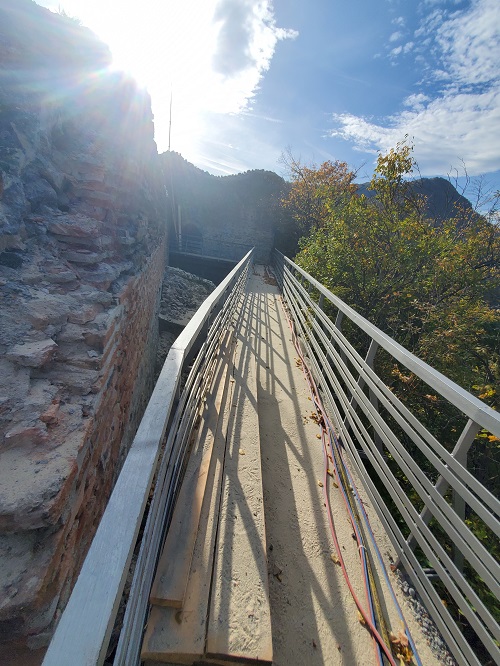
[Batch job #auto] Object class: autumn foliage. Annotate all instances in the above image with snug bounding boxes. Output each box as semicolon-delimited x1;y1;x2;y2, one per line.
284;143;500;412
281;142;500;643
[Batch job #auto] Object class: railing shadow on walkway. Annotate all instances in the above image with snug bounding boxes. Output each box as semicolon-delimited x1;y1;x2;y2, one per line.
43;251;255;666
43;247;499;666
251;275;359;665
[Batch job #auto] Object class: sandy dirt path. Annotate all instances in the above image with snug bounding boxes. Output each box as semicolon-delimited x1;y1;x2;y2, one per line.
249;266;440;666
143;265;443;666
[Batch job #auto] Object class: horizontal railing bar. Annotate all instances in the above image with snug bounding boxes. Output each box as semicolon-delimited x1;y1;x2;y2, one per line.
303;340;483;666
275;251;500;666
291;290;500;654
115;258;251;665
298;309;500;586
279;253;500;438
285;267;500;622
284;263;500;524
172;249;253;360
288;294;494;660
42;350;184;666
44;250;253;666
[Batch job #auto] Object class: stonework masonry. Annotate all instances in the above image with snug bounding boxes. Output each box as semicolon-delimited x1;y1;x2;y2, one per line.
0;2;169;662
1;241;166;663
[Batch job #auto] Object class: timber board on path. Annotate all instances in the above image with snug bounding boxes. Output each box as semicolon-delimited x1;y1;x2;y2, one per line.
149;331;234;610
141;266;440;666
142;333;235;663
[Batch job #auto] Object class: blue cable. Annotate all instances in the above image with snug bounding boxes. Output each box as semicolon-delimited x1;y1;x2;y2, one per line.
326;417;424;666
325;425;385;666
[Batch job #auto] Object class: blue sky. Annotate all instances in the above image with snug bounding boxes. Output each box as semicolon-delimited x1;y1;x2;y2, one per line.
35;0;500;200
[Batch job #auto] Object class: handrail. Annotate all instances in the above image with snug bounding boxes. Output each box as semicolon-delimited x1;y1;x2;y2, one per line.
43;249;254;666
281;255;500;438
170;233;253;262
273;250;500;666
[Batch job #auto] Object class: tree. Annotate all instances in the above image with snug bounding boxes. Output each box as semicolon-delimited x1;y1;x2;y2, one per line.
279;148;358;238
283;143;500;641
289;142;500;412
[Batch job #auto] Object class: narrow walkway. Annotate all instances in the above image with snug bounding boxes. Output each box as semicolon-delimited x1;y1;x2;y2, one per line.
142;266;439;666
252;266;369;664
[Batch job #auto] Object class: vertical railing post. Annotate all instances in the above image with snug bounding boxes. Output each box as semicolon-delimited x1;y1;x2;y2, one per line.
343;339;381;451
396;418;480;568
364;341;383;454
452;435;471;572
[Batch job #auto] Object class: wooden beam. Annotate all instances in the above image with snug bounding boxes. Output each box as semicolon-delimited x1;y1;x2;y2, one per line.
141;339;235;663
150;335;233;608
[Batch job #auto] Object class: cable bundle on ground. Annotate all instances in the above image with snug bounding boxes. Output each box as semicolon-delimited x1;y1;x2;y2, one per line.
280;292;423;666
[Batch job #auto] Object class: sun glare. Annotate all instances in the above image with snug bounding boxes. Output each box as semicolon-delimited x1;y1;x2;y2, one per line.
43;0;232;154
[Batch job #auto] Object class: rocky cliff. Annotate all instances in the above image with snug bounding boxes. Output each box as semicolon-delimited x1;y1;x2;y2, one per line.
0;2;168;662
356;176;474;221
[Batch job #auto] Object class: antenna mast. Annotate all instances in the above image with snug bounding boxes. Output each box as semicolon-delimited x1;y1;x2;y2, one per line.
168;88;172;151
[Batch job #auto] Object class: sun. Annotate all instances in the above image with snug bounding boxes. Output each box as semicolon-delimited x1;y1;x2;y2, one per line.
71;1;225;152
37;0;257;159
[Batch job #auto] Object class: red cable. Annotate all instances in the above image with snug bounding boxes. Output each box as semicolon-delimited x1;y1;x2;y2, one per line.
279;295;397;666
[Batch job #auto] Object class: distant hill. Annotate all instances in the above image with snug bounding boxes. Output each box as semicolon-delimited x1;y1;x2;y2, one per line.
160;152;476;258
161;151;288;227
356;176;473;221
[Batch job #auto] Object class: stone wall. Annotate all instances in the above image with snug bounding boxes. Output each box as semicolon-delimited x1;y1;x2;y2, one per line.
0;2;168;662
161;152;288;264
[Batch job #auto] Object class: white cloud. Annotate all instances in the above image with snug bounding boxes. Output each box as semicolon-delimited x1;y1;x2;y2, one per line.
435;0;500;86
423;0;462;5
389;31;403;42
392;16;406;27
329;0;500;176
212;0;298;82
34;0;297;161
403;93;430;110
331;88;500;175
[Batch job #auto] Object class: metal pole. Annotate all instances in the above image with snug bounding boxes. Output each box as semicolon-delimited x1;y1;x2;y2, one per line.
168;89;172;152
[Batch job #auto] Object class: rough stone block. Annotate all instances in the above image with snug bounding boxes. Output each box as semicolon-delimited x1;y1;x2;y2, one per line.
47;214;99;238
62;249;107;265
3;424;48;450
6;339;57;368
27;298;71;330
67;304;102;325
39;401;60;426
43;268;78;284
75;262;122;290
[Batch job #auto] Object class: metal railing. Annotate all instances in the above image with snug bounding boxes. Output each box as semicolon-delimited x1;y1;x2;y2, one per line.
273;251;500;666
43;249;254;666
169;233;253;262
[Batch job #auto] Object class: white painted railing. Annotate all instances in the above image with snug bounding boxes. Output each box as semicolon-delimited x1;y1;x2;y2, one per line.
43;250;253;666
273;251;500;666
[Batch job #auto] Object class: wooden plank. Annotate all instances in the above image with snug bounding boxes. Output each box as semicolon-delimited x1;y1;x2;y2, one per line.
205;338;272;665
150;335;233;608
141;341;236;663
